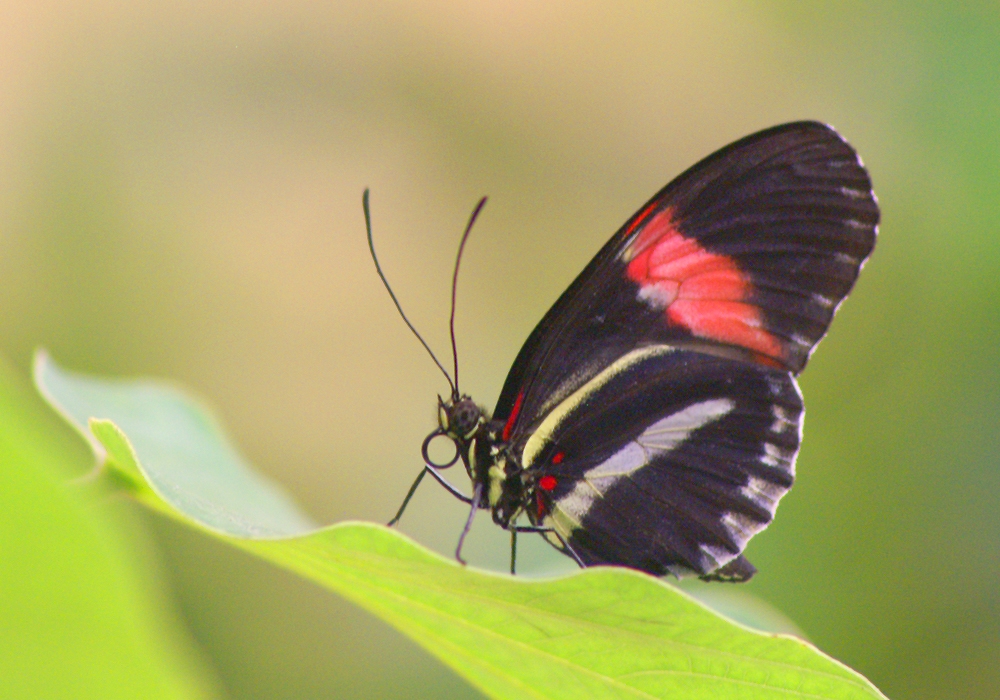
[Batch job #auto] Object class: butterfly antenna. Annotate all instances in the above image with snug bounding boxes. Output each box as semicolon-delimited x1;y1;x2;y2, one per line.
449;196;487;398
363;189;456;395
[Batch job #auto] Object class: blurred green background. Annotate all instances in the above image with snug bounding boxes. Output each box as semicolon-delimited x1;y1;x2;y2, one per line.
1;2;998;699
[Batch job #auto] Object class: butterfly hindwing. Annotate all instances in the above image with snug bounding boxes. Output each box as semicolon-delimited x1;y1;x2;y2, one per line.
494;122;877;441
511;346;803;579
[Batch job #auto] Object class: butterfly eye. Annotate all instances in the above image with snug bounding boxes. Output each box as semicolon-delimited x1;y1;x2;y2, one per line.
448;398;483;438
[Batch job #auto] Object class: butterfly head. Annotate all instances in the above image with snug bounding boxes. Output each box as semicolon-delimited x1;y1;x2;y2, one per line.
420;394;488;471
438;394;486;441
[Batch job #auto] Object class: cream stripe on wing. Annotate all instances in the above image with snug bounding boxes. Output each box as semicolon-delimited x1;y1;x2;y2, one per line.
521;345;676;469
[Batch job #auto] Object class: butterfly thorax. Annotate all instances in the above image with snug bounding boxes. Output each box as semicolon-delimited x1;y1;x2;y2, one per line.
434;392;530;525
435;396;523;520
467;420;548;530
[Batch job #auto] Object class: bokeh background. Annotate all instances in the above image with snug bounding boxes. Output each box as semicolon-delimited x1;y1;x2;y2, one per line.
2;2;998;698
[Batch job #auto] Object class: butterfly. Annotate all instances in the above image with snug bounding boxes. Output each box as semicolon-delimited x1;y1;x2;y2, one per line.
368;121;879;581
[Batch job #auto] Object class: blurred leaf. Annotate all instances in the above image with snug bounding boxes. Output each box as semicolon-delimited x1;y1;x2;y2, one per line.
35;353;888;700
0;355;219;699
35;350;316;537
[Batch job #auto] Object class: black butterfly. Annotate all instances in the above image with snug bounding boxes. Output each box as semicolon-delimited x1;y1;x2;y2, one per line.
368;121;878;582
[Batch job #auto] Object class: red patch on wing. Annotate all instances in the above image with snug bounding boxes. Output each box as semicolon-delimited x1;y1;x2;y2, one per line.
624;207;784;361
502;390;524;442
537;476;557;517
551;452;564;465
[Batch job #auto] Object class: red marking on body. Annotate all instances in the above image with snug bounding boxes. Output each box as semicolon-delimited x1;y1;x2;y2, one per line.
551;452;564;465
502;390;524;442
624;207;784;361
536;491;546;519
624;200;660;237
539;475;558;491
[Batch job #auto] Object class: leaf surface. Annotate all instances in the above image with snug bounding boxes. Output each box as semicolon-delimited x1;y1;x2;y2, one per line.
35;353;889;700
1;355;219;699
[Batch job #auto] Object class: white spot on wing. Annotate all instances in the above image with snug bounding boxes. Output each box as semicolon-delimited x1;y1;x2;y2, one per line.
769;405;796;435
552;399;735;528
812;293;835;309
636;284;672;310
840;186;869;199
721;511;766;551
760;442;794;470
740;476;784;514
791;333;812;348
761;442;780;467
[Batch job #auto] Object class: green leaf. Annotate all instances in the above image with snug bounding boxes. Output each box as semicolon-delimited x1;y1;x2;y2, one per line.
35;350;316;537
35;352;889;700
0;354;220;699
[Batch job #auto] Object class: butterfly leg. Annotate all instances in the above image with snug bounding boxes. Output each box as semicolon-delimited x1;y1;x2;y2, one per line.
506;525;574;574
510;530;517;575
387;468;426;527
454;482;483;565
508;526;555;574
388;466;473;527
425;466;474;503
549;530;586;569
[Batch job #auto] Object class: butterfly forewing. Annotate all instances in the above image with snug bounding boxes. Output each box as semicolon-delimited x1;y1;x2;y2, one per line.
493;122;877;438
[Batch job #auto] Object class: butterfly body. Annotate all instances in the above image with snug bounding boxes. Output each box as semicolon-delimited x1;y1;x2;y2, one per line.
396;121;878;581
